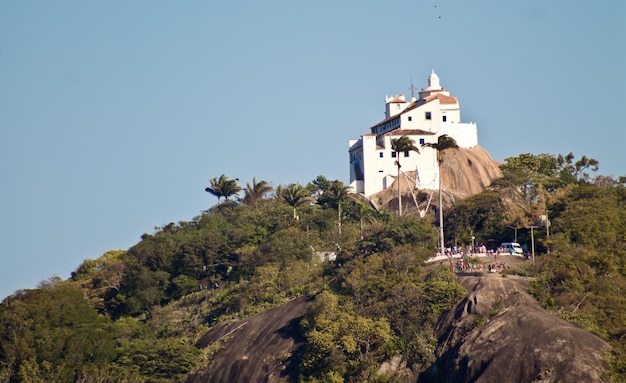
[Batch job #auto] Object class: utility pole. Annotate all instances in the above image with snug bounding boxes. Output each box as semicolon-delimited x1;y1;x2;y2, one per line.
543;188;550;238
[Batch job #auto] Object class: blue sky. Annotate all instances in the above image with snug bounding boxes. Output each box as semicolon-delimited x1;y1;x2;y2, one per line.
1;1;624;298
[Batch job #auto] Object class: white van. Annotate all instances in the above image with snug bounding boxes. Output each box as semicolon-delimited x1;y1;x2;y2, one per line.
500;242;524;255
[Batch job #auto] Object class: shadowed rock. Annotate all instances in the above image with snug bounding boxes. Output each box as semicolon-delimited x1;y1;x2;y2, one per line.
186;296;310;383
419;277;610;383
186;274;610;382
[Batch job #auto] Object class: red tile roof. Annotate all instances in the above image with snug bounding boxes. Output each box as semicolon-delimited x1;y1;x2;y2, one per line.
382;129;435;136
387;96;407;103
424;93;457;104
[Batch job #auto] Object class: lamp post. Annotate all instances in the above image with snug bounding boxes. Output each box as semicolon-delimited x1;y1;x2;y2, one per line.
528;225;537;266
438;170;445;261
471;236;475;256
507;226;518;243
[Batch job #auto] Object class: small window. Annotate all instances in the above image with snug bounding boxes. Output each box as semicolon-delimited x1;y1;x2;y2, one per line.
442;115;447;122
404;151;409;157
408;116;412;122
425;112;432;120
379;152;383;158
419;138;425;144
392;152;397;158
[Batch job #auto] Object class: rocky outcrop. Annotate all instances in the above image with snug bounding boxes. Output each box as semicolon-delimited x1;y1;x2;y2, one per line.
186;296;310;383
439;145;503;199
369;145;503;213
187;275;611;383
419;276;610;383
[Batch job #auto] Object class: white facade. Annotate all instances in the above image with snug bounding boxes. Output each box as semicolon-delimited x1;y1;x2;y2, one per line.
349;70;478;196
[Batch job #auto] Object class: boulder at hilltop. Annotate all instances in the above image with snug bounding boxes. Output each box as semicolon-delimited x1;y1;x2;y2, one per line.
370;145;503;213
419;276;610;383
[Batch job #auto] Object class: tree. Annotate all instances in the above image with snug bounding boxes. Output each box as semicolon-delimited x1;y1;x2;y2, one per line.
357;216;437;255
422;134;459;260
205;174;242;203
240;178;273;208
445;190;508;246
391;136;420;216
0;286;117;380
278;184;315;219
558;153;599;183
351;197;377;239
500;152;600;193
300;291;394;380
308;175;332;199
549;184;622;248
501;153;560;182
317;180;352;235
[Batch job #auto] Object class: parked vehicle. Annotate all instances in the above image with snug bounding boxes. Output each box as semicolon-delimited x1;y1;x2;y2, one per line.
499;242;524;255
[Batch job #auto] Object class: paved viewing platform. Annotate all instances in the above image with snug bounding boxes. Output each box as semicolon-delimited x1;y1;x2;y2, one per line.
425;252;532;278
425;252;515;264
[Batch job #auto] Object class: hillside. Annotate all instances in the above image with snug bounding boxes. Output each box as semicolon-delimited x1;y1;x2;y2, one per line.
2;151;624;383
187;256;610;382
369;145;503;213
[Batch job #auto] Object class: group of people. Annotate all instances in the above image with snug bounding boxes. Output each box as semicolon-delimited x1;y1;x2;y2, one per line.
487;263;509;273
444;244;496;257
450;259;477;272
447;255;510;274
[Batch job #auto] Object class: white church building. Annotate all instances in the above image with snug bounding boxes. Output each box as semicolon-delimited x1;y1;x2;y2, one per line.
348;70;478;196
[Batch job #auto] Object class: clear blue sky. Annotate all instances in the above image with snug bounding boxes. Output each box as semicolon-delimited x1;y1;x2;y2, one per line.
1;1;624;298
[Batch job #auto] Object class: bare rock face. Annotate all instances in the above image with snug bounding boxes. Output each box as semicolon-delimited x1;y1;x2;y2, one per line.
419;276;610;383
186;296;309;383
185;275;610;383
370;145;503;213
439;145;503;199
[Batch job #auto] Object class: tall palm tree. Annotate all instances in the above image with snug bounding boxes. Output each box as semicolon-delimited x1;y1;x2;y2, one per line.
391;135;420;216
278;184;315;219
322;180;352;235
205;174;242;203
422;134;459;259
351;196;376;239
205;175;226;203
241;178;273;208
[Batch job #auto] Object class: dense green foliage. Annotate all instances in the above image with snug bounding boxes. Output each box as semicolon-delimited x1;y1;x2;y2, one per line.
0;284;200;382
1;154;626;382
449;152;626;381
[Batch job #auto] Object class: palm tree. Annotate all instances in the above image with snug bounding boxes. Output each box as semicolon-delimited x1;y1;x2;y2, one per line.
323;180;352;235
422;134;459;259
205;174;242;203
205;176;226;203
391;135;420;216
241;178;273;208
278;184;315;219
351;196;376;239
